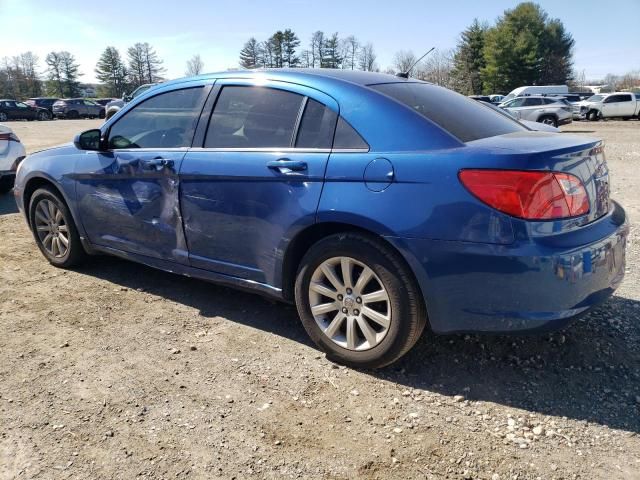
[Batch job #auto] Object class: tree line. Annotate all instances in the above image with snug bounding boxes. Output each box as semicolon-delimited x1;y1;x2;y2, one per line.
1;2;638;100
239;30;377;71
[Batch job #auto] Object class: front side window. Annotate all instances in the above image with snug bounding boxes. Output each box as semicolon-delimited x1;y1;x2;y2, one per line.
108;87;205;149
371;83;526;142
205;86;304;148
295;99;337;149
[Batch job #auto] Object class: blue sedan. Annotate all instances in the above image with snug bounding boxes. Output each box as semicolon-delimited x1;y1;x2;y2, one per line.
13;70;628;368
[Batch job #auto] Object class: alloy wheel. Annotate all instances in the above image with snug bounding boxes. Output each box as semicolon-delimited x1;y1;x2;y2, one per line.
308;256;391;351
34;199;69;258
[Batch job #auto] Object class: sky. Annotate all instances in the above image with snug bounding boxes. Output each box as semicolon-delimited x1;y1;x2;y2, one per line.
0;0;638;84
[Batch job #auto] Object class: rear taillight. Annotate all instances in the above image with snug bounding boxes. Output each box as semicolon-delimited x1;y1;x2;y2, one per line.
459;169;590;220
0;132;20;142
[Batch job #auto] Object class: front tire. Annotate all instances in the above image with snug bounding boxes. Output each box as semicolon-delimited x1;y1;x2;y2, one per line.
587;109;600;121
29;187;86;268
0;112;7;122
294;233;427;369
37;110;50;121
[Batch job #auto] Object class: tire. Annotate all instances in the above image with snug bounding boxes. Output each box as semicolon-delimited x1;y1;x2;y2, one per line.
0;112;7;122
587;110;600;121
98;109;106;119
37;110;50;121
538;115;557;127
67;110;79;120
0;176;14;194
294;232;427;369
28;187;86;268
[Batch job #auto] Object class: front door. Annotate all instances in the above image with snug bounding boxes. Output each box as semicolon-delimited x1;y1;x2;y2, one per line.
75;85;210;263
180;81;339;286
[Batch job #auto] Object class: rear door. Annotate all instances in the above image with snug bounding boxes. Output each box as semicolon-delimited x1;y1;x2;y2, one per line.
180;80;338;286
75;85;210;263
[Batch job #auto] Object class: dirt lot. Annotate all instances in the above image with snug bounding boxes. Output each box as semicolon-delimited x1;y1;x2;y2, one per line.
1;119;639;479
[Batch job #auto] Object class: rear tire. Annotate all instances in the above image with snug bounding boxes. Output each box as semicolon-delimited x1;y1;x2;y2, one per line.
37;110;50;121
29;187;86;268
538;115;557;127
294;232;427;369
0;112;7;122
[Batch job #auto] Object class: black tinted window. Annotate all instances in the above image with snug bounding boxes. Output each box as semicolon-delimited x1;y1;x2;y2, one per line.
206;86;303;148
333;117;368;150
371;83;526;142
523;98;543;106
108;87;205;149
295;99;337;149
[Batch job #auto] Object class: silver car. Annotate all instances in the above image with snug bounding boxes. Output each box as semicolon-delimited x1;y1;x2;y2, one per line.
499;96;572;127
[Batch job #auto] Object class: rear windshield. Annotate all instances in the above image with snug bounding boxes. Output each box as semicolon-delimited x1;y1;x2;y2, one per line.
370;83;526;143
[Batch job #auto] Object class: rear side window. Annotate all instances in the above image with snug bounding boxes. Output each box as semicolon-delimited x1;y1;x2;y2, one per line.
206;86;303;148
333;117;369;150
295;99;337;149
108;87;206;149
371;83;526;142
523;98;543;106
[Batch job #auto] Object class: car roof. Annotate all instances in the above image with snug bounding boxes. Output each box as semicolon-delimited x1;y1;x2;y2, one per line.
163;68;423;90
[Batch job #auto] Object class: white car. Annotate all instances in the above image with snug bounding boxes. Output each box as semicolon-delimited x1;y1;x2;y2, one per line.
0;123;26;193
574;92;640;121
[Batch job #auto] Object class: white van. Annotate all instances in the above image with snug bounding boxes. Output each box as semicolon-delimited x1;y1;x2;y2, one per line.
502;85;569;103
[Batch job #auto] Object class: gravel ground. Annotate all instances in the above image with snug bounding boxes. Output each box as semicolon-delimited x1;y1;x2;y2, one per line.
0;119;639;479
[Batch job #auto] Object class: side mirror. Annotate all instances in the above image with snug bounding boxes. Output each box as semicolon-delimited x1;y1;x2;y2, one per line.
74;129;103;151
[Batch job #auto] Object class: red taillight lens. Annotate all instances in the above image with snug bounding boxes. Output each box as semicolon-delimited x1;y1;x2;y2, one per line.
0;132;20;142
459;169;589;220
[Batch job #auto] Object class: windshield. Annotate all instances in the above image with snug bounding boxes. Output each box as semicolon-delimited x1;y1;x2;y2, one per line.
131;85;153;98
371;83;526;143
585;95;603;102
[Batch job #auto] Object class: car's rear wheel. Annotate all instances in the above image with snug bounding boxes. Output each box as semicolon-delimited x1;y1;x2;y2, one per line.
29;187;86;268
538;115;557;127
0;112;7;122
37;110;50;121
294;233;427;368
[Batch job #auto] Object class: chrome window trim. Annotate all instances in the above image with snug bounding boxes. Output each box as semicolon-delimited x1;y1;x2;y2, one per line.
108;147;190;153
187;147;369;154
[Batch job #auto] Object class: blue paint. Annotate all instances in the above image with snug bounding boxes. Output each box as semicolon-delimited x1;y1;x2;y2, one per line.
13;69;628;334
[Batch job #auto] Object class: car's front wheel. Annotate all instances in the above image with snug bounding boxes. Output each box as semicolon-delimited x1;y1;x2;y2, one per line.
29;187;86;268
294;233;427;368
0;112;7;122
37;110;50;121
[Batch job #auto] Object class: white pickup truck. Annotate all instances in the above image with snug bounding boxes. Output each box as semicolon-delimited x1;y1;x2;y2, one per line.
575;92;640;121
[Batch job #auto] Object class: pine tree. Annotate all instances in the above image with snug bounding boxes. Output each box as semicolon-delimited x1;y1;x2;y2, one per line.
450;19;487;95
60;52;81;97
282;29;300;67
45;51;80;97
127;43;164;87
239;38;262;69
95;47;128;97
267;31;285;68
322;33;342;68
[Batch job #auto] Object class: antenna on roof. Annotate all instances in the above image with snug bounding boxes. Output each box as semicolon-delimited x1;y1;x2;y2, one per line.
396;47;435;79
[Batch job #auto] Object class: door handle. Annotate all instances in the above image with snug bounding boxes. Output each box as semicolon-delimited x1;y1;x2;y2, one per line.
141;158;174;171
267;159;307;173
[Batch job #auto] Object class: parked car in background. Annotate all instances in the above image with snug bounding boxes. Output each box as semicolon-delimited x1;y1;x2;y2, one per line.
105;83;160;119
469;95;492;103
489;94;504;104
499;95;572;127
25;97;59;116
574;92;640;121
52;99;105;119
0;99;51;121
14;70;627;368
480;100;560;132
0;123;26;193
502;85;568;103
93;98;117;106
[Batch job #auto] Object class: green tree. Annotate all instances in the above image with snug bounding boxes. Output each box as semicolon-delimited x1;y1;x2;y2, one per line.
267;31;285;68
239;38;262;69
481;2;574;93
95;47;128;97
322;33;342;68
45;51;80;97
450;19;487;95
282;29;300;67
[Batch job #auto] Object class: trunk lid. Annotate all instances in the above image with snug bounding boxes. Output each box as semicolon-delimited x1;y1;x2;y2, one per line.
466;131;610;224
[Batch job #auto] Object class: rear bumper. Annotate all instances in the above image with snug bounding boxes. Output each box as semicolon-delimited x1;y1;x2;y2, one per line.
387;201;628;334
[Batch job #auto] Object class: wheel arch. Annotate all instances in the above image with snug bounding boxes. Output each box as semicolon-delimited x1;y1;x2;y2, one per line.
280;221;424;309
23;176;75;230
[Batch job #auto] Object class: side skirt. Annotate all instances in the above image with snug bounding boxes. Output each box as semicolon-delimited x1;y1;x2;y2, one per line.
88;243;286;302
